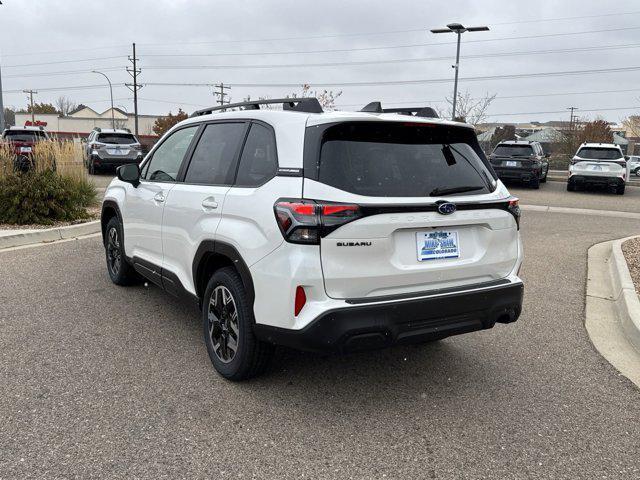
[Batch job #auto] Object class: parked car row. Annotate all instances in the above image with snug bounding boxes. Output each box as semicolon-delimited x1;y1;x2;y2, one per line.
490;140;637;195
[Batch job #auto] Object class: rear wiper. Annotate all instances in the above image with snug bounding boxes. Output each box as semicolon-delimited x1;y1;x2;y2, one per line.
429;185;485;196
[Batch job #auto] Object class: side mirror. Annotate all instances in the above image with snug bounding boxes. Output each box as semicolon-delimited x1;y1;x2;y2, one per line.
544;153;550;158
625;156;630;161
117;163;140;187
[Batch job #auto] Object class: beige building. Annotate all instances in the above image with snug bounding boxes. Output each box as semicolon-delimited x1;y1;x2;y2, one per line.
14;106;160;144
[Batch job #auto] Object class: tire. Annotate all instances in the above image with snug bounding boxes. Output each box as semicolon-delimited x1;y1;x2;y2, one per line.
104;217;139;286
529;176;540;189
567;181;575;192
540;167;548;183
616;185;625;195
89;158;97;175
634;167;640;177
202;267;274;381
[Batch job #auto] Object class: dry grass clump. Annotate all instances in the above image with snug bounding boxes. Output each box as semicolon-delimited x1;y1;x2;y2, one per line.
0;139;96;225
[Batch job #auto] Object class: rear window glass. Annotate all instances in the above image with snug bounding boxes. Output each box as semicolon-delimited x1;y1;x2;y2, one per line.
97;133;137;144
493;144;534;156
3;130;47;142
576;147;622;160
314;122;495;197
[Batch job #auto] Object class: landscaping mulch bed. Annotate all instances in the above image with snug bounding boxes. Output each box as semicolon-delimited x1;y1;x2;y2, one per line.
0;206;100;231
622;237;640;294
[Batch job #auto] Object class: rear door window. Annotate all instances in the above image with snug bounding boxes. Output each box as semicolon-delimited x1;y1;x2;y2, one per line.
310;122;494;198
184;122;246;185
235;123;278;187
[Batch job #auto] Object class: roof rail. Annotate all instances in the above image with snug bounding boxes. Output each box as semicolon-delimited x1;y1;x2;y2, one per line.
192;97;324;117
359;102;439;119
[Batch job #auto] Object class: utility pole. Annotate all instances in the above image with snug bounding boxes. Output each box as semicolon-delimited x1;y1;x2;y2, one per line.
430;23;489;121
126;43;142;136
23;89;38;124
214;83;231;107
567;106;578;131
0;61;5;131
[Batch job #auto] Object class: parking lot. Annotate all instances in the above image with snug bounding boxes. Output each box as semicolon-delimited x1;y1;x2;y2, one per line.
1;183;639;479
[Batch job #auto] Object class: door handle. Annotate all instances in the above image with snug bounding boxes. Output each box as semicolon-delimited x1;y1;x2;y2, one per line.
154;192;166;203
201;197;219;210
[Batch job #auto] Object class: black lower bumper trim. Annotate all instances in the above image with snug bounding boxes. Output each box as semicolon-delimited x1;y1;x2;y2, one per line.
569;175;623;186
254;283;524;353
494;168;539;181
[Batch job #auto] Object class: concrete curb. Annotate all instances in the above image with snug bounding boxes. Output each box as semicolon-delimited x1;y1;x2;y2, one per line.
0;220;101;250
610;237;640;352
585;238;640;388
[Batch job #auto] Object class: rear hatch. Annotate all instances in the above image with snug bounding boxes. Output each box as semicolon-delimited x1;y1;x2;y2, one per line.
302;120;519;300
490;144;535;169
572;147;626;177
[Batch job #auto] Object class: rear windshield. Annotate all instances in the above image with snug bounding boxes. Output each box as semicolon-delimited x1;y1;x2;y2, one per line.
576;147;622;160
2;130;47;142
493;144;534;156
308;122;495;197
97;133;137;145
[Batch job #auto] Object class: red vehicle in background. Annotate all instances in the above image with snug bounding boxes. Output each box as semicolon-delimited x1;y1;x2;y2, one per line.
1;125;51;171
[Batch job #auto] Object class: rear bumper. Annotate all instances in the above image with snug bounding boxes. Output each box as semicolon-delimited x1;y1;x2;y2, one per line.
254;281;523;353
494;166;540;182
569;174;624;186
93;154;142;166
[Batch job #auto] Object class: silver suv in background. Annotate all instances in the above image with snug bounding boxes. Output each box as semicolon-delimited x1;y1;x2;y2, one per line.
567;143;628;195
628;155;640;177
84;128;143;174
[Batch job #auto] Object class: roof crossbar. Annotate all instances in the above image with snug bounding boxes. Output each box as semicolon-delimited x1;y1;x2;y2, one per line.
359;102;439;119
192;97;323;117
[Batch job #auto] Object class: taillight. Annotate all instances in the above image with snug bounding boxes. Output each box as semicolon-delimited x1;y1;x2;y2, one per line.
274;199;362;244
507;197;521;230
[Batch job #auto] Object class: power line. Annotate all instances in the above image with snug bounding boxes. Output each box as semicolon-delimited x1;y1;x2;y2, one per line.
3;66;126;79
3;56;125;69
141;26;640;58
140;43;640;71
4;83;127;94
489;106;639;117
135;11;640;47
336;88;640;108
143;65;640;89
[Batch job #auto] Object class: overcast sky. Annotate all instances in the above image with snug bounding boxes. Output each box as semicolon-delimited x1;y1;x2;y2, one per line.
1;0;639;123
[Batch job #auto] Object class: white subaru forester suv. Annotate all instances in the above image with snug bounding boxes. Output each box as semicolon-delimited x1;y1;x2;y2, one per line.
101;99;524;380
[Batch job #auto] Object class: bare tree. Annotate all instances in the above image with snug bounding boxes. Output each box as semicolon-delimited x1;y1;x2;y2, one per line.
55;96;78;116
623;115;640;138
245;84;343;111
440;91;496;124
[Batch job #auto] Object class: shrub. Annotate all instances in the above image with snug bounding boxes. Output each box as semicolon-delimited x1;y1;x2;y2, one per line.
0;140;96;225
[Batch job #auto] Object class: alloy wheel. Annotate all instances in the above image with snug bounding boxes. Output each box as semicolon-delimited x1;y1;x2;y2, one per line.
106;227;122;276
208;286;240;363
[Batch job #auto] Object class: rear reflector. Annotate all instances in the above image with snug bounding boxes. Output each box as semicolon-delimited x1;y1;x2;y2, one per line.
294;286;306;316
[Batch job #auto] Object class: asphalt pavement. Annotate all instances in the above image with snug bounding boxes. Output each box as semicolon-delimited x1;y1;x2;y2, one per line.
1;189;640;479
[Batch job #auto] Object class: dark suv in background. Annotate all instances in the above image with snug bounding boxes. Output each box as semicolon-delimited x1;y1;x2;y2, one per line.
489;140;549;189
83;128;143;174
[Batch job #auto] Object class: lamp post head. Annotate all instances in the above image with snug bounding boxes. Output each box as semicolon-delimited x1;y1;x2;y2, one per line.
446;23;466;33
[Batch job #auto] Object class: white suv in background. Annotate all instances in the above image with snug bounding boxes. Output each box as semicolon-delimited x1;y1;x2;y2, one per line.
628;155;640;177
568;143;629;195
101;99;524;380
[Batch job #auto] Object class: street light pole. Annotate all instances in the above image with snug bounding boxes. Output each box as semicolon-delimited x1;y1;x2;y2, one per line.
92;70;115;129
430;23;489;121
0;61;5;132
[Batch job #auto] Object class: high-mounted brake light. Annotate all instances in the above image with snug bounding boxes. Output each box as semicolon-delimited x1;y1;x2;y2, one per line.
274;200;362;244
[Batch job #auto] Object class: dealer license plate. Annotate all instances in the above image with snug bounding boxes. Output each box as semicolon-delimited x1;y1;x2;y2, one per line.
416;230;460;261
